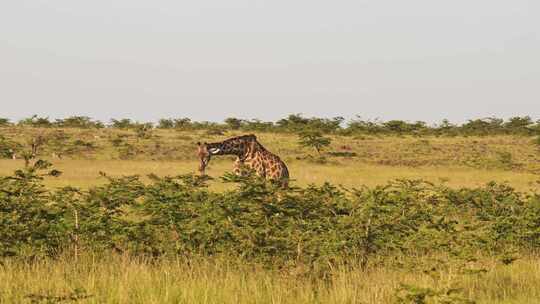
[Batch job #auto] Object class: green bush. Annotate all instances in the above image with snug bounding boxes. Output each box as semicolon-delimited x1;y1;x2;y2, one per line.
298;131;332;155
0;118;11;126
17;115;53;128
0;136;21;158
0;160;65;257
55;116;104;128
1;162;539;272
6;114;540;136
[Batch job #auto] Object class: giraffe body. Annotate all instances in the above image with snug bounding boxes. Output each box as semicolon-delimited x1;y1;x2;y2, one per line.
197;135;289;186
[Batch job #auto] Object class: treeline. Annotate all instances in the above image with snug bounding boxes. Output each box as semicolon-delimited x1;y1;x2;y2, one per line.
1;114;539;136
2;160;539;272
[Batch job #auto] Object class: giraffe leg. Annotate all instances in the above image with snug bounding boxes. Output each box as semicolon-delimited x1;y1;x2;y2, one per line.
233;157;243;176
255;161;266;178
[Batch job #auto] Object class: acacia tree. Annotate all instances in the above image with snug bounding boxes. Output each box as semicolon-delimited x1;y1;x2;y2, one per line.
157;118;174;129
298;131;331;155
224;117;243;130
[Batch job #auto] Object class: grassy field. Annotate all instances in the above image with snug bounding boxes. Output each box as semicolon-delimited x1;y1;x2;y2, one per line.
1;254;540;304
0;127;539;191
1;126;540;303
0;159;538;192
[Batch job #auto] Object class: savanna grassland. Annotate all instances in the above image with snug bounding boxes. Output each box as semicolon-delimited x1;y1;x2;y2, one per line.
0;126;539;190
1;118;540;304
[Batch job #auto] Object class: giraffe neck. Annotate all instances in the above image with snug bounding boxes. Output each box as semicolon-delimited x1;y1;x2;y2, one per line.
239;140;266;161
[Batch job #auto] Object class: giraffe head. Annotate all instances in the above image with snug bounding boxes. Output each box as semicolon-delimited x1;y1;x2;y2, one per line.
196;142;211;174
197;134;257;173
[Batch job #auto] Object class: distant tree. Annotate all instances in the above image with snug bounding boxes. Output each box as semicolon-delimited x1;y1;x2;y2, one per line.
224;117;243;130
433;119;458;136
383;120;410;134
533;120;540;135
277;114;309;131
284;114;310;125
307;117;345;133
157;119;174;129
55;116;103;128
438;119;454;130
461;118;504;135
110;118;135;129
0;118;10;126
173;118;193;130
276;114;346;133
346;117;384;134
18;115;53;128
243;119;273;132
504;116;534;134
298;131;331;155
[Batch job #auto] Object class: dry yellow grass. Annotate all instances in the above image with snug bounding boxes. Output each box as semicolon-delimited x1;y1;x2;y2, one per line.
0;254;539;303
1;127;538;191
0;158;538;192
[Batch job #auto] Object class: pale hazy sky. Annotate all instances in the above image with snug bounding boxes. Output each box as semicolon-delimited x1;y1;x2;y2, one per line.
1;0;539;123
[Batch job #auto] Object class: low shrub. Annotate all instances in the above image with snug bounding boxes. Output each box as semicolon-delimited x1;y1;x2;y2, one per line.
1;162;539;274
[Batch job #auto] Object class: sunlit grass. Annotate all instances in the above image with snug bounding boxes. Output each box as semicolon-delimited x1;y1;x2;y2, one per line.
0;159;538;192
1;254;539;303
1;128;539;191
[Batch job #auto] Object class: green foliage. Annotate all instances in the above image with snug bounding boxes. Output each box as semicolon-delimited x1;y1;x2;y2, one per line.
2;161;540;275
0;135;21;158
277;114;344;133
156;118;194;130
383;120;427;135
0;160;64;257
298;131;332;155
157;118;175;129
461;118;504;136
173;118;194;130
0;117;11;126
55;116;104;128
504;116;535;135
109;118;137;129
224;117;243;130
5;114;540;136
109;119;154;131
18;115;53;128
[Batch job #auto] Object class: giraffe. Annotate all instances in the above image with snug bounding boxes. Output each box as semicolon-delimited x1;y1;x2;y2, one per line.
197;134;289;187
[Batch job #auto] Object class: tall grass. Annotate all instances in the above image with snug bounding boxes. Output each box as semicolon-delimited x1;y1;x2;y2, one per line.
1;254;539;303
0;159;538;191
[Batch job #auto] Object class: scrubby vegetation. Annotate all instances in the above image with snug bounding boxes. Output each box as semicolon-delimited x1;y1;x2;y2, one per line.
1;115;539;303
4;161;537;269
1;159;540;303
0;121;539;174
2;114;539;136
